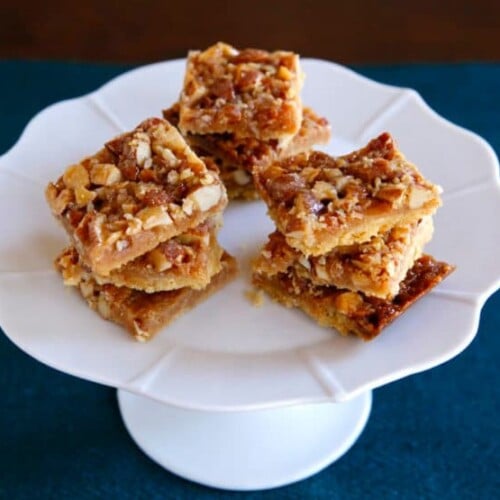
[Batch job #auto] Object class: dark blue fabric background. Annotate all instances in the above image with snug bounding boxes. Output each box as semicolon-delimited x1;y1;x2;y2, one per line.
0;62;499;499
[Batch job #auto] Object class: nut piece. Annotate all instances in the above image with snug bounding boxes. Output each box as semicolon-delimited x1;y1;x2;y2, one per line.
79;280;94;299
314;264;329;281
233;169;251;186
136;206;173;230
63;164;90;189
135;139;152;166
375;185;405;204
97;295;111;319
186;184;222;211
277;65;293;80
334;292;363;315
148;247;173;272
74;186;96;205
48;186;73;214
182;198;195;215
159;147;179;166
409;186;433;209
167;170;179;184
312;180;337;201
90;163;122;186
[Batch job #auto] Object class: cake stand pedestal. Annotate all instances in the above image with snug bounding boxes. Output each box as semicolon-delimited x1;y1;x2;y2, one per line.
117;389;372;491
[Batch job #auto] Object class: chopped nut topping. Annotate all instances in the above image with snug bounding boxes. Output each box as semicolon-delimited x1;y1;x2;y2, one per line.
187;184;222;211
74;186;96;205
254;133;442;255
63;164;89;189
233;168;252;186
136;206;173;230
90;163;122;186
46;117;227;275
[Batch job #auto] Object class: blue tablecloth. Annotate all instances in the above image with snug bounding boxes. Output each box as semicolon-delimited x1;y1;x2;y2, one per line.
1;62;499;499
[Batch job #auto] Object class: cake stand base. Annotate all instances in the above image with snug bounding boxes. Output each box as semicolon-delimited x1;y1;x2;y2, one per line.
117;390;372;491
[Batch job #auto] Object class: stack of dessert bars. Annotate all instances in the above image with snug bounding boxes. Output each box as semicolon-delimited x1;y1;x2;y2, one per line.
253;132;454;340
163;42;331;200
46;118;237;341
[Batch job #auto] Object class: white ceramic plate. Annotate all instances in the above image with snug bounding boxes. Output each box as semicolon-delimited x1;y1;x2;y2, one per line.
0;59;499;411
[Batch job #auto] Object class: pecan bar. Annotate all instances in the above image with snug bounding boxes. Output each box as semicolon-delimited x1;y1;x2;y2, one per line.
254;217;434;299
92;219;223;292
253;255;454;340
178;42;304;141
253;133;442;256
56;247;238;342
164;104;330;199
46;118;227;275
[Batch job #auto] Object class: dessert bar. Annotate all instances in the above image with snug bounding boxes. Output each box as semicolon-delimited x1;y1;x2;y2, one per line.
56;247;237;342
46;117;227;275
253;133;442;255
253;255;454;340
178;42;304;141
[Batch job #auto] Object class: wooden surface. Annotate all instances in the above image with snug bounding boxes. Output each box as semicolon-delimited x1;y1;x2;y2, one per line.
1;0;499;64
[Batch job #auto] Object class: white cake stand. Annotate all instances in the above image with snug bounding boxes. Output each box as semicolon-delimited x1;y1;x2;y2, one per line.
117;391;371;490
1;58;499;490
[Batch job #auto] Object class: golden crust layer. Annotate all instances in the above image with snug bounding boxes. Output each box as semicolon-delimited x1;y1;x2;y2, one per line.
254;133;442;256
253;255;454;341
179;42;304;141
46;118;227;275
56;248;238;342
254;217;434;299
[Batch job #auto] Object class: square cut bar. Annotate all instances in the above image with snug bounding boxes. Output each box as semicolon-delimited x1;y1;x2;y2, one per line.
253;133;442;256
46;118;227;275
91;218;223;293
253;217;434;299
253;255;454;341
164;104;330;199
178;42;304;141
56;248;238;342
